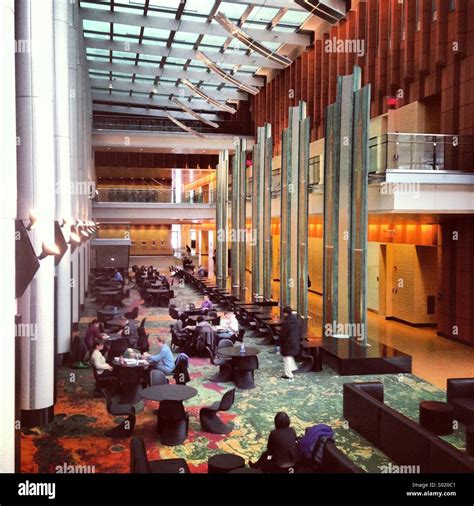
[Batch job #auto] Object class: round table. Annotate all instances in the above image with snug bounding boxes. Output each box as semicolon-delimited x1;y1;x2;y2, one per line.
141;384;197;402
142;385;198;444
419;401;455;435
187;314;217;323
466;424;474;457
208;453;245;474
218;346;260;390
98;308;124;317
229;467;263;474
218;346;260;358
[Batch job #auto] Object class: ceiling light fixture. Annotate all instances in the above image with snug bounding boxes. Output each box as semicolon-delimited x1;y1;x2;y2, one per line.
214;12;292;68
180;79;236;114
195;51;259;96
293;0;347;23
165;111;206;138
26;209;38;231
171;97;219;128
38;242;60;260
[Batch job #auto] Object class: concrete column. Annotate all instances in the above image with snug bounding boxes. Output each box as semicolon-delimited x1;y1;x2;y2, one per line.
252;125;273;301
69;1;79;325
216;150;229;288
280;103;310;317
16;0;56;427
53;0;72;356
0;0;18;472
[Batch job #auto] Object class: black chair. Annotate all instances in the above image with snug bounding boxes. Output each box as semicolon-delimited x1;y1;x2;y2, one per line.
208;311;220;326
199;389;236;434
157;400;189;446
150;370;168;386
208;339;234;383
234;356;259;390
91;364;117;396
447;378;474;425
124;306;139;320
137;326;150;354
102;388;136;438
169;305;180;320
107;337;130;362
130;437;190;473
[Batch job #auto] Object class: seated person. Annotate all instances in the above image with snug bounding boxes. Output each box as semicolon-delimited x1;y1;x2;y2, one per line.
249;412;299;472
113;269;123;283
119;317;138;345
218;311;239;340
195;316;215;349
199;294;214;312
143;336;175;375
197;265;207;276
90;338;115;378
85;319;101;353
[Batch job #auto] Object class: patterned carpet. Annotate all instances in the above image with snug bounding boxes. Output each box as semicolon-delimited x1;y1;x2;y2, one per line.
21;277;465;474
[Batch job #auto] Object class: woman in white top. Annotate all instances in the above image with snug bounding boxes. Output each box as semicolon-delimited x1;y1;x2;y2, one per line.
90;338;115;378
218;311;239;340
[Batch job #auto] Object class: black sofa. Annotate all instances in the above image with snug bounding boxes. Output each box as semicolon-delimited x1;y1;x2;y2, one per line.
320;441;365;473
447;378;474;425
343;382;474;473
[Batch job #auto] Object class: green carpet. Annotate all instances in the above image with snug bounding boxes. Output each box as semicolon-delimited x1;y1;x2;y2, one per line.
21;280;465;473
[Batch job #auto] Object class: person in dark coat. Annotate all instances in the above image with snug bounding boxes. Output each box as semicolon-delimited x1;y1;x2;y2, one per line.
279;306;301;380
249;412;299;472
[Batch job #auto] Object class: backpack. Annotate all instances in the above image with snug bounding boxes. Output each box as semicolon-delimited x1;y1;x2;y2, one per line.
297;424;334;464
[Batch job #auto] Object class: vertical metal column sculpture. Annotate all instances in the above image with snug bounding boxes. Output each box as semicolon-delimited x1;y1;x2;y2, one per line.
280;102;310;317
323;66;370;345
216;150;229;289
251;125;273;301
231;139;248;297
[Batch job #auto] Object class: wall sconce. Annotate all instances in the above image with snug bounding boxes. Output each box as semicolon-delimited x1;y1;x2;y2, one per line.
60;217;69;228
80;229;90;239
26;210;38;231
38;242;60;260
68;231;81;245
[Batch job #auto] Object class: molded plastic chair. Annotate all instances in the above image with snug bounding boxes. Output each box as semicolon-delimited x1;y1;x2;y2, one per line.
124;306;139;320
234;355;259;390
199;388;236;434
102;388;136;438
157;400;189;446
208;339;234;383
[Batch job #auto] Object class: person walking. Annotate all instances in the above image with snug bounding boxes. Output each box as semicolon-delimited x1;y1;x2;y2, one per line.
279;306;300;380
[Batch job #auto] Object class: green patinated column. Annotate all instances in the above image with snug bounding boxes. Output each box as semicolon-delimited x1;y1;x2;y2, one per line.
280;102;310;318
216;150;229;288
251;125;272;301
230;139;248;297
323;66;370;345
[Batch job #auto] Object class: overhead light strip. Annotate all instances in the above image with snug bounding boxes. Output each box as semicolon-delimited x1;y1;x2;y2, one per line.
214;12;292;69
165;111;206;138
171;97;220;128
180;79;237;114
195;51;259;96
293;0;347;24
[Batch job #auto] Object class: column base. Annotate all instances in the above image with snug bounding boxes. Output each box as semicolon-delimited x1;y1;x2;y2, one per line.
56;352;70;366
21;406;54;428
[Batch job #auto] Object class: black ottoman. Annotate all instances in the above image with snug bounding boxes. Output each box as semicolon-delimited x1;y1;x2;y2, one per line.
208;453;245;474
419;401;454;435
466;424;474;457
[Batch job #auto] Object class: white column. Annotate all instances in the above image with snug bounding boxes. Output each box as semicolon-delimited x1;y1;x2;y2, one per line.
69;1;79;325
0;0;18;472
53;0;72;355
16;0;56;426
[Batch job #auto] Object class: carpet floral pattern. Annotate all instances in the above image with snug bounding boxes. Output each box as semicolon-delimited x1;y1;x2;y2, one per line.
21;282;465;474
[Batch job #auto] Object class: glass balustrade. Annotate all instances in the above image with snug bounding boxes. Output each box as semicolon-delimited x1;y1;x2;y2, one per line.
95;187;216;204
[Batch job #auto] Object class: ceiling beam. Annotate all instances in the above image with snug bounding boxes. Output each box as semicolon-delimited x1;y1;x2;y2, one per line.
79;8;310;46
92;91;231;112
84;36;279;69
89;77;248;100
93;104;222;122
87;59;265;87
222;0;306;11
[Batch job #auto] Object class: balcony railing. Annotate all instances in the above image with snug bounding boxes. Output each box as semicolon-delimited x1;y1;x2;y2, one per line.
94;187;216;204
369;133;474;173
